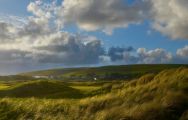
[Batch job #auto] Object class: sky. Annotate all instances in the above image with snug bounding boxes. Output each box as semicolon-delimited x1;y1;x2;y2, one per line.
0;0;188;75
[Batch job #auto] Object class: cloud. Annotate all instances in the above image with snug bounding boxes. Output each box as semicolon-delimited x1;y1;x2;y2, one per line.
150;0;188;39
27;1;53;22
0;0;188;74
25;0;188;40
0;1;105;69
57;0;149;34
0;15;187;73
0;13;28;27
173;45;188;64
177;45;188;58
0;21;105;66
107;46;135;61
32;33;105;65
106;47;173;64
137;48;173;64
0;22;12;42
0;49;31;64
55;0;188;39
106;46;188;64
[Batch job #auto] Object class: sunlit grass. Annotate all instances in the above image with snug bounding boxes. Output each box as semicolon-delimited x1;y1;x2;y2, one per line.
70;86;101;92
0;84;10;90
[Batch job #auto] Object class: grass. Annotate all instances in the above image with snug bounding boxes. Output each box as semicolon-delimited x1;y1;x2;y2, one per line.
70;86;101;93
20;64;188;80
0;81;109;99
0;66;187;120
0;81;84;99
0;84;9;90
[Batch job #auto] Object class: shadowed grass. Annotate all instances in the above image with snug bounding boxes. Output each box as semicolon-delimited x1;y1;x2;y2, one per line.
0;81;84;99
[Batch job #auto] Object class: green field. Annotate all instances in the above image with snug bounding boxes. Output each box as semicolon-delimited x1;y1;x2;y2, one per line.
20;64;188;81
0;81;109;99
0;65;187;120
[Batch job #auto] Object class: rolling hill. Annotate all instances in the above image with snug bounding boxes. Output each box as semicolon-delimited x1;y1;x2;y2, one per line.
0;67;187;120
0;81;83;99
20;64;188;81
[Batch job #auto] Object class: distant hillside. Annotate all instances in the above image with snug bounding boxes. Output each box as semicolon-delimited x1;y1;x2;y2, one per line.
20;64;188;81
0;75;34;82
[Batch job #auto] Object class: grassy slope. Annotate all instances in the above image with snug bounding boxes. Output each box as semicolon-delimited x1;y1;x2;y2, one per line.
20;64;188;79
0;81;84;99
0;67;187;120
0;81;106;99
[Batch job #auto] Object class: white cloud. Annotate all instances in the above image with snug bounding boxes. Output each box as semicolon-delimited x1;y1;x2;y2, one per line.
150;0;188;39
0;1;105;67
24;0;188;40
177;45;188;58
137;48;172;64
55;0;188;39
0;15;27;29
0;21;104;66
56;0;148;34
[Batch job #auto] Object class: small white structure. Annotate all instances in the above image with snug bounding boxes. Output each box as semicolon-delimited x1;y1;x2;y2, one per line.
33;76;49;79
